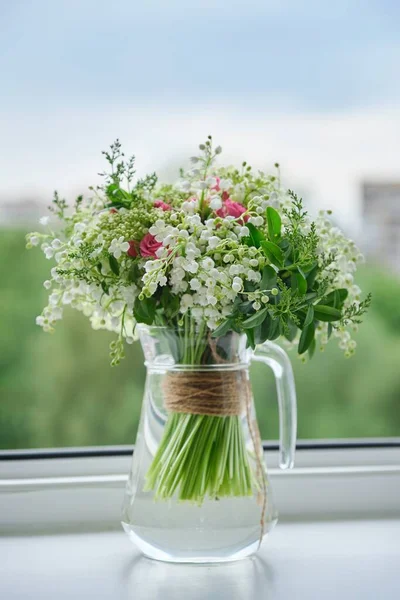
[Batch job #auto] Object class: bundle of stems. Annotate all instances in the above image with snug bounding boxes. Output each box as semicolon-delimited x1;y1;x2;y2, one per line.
144;322;256;504
144;412;254;502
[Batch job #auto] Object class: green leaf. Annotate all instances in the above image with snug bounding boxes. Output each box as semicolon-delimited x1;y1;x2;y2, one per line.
245;327;256;349
306;264;319;289
109;255;120;276
313;305;342;322
245;223;265;248
266;206;282;242
127;262;141;283
238;300;254;314
160;287;180;319
308;337;316;359
304;292;318;302
260;265;277;290
133;296;156;325
319;288;349;308
242;307;269;329
297;266;306;279
260;240;284;267
292;271;307;295
230;320;242;333
106;184;131;205
254;314;271;344
327;323;333;339
268;317;281;340
100;281;109;295
298;321;315;355
243;280;257;293
304;305;314;328
211;319;233;338
302;262;317;273
284;319;298;342
279;239;291;259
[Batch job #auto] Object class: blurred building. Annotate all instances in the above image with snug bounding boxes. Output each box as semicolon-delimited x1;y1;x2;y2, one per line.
362;182;400;272
0;198;45;226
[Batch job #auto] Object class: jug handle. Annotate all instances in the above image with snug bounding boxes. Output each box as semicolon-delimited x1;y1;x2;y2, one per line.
252;342;297;469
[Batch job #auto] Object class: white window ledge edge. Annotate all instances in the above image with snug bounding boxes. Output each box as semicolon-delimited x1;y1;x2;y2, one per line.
1;445;399;534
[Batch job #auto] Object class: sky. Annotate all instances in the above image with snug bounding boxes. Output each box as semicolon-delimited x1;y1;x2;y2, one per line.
1;0;400;237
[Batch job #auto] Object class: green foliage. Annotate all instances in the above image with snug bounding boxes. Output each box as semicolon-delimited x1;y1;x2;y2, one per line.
298;320;315;354
245;222;265;248
313;305;342;322
133;296;156;325
97;139;158;207
260;240;284;267
48;190;68;219
217;194;370;356
108;254;120;276
341;293;372;326
283;190;320;269
266;206;282;242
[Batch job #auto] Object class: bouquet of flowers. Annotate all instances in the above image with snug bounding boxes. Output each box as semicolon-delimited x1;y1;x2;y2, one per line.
28;137;370;503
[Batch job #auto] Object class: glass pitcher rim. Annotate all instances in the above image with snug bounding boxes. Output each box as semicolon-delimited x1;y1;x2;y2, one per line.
136;324;281;370
137;323;277;341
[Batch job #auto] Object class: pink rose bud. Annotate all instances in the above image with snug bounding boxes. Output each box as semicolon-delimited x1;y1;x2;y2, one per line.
139;233;163;258
211;177;221;192
127;240;139;258
216;198;248;222
222;191;230;201
154;200;172;211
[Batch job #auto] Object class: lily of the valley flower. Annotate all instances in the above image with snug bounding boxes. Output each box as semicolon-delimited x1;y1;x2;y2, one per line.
109;237;130;259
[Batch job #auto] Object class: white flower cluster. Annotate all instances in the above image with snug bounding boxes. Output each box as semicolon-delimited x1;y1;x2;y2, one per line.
141;210;266;330
313;211;365;356
31;211;139;352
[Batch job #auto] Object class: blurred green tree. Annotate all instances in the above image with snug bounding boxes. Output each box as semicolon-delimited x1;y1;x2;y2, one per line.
0;230;399;449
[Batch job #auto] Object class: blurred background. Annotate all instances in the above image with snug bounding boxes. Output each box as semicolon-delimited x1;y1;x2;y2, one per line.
1;1;400;449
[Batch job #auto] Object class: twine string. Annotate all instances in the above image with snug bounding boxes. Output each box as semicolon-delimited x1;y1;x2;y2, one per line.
163;371;244;416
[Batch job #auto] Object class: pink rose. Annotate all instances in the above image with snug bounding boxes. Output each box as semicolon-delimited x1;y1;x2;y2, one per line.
127;240;139;258
139;233;163;258
211;179;230;200
154;200;172;211
216;198;248;222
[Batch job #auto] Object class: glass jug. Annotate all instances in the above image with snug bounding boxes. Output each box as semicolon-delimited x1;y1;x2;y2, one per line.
122;325;297;563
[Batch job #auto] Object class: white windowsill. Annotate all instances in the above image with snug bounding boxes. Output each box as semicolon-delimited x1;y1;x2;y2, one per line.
1;520;399;600
1;443;399;599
